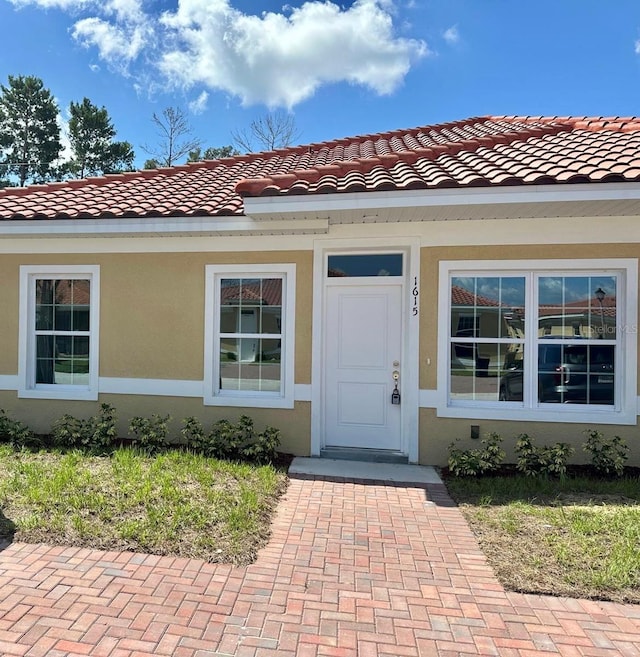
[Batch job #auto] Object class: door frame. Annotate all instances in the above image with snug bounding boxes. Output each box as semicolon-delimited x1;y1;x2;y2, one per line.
311;237;421;462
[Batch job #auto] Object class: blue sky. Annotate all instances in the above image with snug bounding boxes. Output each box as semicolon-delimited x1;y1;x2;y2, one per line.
1;0;640;169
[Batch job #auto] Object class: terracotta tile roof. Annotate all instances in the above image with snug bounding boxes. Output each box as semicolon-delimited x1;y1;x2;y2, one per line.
0;115;639;221
451;285;502;307
36;279;91;305
541;295;617;318
220;279;282;306
452;286;617;319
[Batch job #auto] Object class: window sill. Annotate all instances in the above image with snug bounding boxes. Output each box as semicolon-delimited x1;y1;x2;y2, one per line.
18;387;99;402
437;403;636;425
204;394;295;409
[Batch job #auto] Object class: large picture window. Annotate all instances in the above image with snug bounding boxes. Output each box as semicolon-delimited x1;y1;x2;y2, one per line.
19;266;100;400
439;260;637;424
204;264;296;408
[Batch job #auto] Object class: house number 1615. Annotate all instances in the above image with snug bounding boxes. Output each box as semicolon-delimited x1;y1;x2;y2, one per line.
412;277;419;316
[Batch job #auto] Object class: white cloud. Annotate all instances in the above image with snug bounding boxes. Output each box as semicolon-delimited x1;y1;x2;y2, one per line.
103;0;145;21
71;16;151;71
158;0;428;108
6;0;428;108
443;25;459;45
7;0;141;13
7;0;93;8
188;90;209;114
635;39;640;54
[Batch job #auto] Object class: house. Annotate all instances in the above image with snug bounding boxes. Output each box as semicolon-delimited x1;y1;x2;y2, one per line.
0;115;638;465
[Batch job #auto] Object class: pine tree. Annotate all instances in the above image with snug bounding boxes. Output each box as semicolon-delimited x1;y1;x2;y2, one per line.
187;145;238;162
0;75;62;186
66;98;134;178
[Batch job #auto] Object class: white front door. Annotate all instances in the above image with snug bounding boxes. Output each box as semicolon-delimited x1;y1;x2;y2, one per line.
324;282;403;451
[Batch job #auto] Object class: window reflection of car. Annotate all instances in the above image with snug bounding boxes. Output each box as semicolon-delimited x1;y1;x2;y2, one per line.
499;343;614;404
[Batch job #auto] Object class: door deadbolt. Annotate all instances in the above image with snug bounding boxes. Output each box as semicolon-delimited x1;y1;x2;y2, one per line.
391;370;401;405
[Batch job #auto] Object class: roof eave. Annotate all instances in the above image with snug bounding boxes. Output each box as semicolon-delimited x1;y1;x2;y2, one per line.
242;181;640;218
0;215;330;238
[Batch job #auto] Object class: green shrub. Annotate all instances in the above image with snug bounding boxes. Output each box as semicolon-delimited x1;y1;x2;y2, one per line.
448;432;505;477
583;429;628;477
211;415;254;459
181;415;281;464
515;434;574;477
0;409;40;449
181;416;209;453
51;403;118;452
240;425;281;465
128;414;172;454
181;416;247;459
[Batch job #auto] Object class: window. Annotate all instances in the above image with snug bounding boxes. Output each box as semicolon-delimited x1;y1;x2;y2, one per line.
204;264;296;408
439;260;637;424
19;265;100;400
327;253;403;277
450;275;525;401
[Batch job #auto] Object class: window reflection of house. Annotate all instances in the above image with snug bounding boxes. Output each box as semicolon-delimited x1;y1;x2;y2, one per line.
220;278;282;364
450;283;525;366
35;278;91;386
449;278;527;401
217;277;284;394
538;299;617;339
451;284;501;360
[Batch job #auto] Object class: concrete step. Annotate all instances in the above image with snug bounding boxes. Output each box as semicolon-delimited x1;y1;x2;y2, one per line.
320;447;409;464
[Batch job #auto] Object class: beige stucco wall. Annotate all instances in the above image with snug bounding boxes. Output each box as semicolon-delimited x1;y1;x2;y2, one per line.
0;235;638;464
0;250;313;456
419;408;640;466
0;250;313;383
0;391;311;456
100;250;313;382
0;261;19;374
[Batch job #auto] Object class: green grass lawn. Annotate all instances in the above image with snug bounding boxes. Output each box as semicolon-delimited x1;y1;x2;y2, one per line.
444;472;640;604
0;445;288;565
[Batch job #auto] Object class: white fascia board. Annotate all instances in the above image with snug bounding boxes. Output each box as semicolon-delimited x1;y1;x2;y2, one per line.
243;181;640;216
0;216;329;238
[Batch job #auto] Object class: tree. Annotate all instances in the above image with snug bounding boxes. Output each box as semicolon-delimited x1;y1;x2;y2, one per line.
187;145;239;162
231;110;300;153
0;75;62;186
104;141;135;174
66;98;134;178
141;107;201;167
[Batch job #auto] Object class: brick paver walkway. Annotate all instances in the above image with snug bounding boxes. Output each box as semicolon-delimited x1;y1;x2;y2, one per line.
0;474;638;656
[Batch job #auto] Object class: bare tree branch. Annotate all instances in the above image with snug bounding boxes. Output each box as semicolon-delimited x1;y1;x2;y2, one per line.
141;107;202;167
232;111;301;153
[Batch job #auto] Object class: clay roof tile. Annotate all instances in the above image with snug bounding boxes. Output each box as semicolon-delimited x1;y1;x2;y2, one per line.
0;114;638;218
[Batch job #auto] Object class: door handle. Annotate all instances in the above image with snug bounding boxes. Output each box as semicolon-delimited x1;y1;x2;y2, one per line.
391;370;401;404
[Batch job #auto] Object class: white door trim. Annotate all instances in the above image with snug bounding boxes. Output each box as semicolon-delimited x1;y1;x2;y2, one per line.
311;237;421;462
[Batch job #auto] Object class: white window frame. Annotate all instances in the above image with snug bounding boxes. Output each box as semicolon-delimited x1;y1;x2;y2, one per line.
19;265;100;401
437;259;638;425
204;264;296;409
